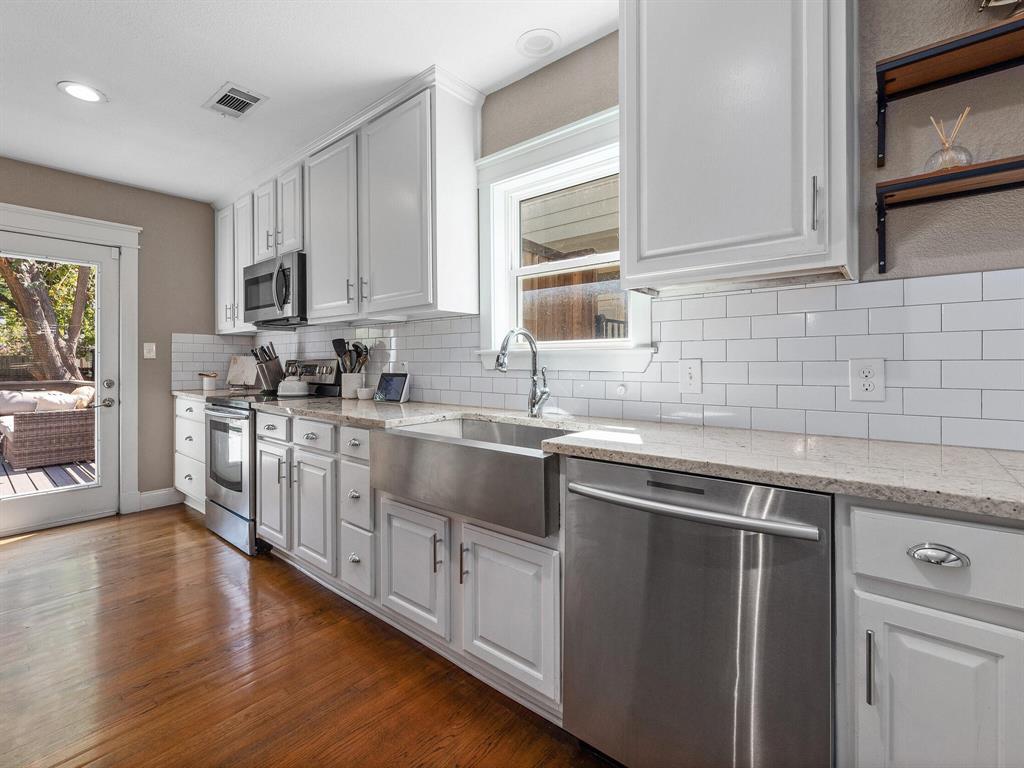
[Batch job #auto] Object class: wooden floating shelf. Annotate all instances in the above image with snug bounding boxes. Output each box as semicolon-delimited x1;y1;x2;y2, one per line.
875;15;1024;166
875;155;1024;274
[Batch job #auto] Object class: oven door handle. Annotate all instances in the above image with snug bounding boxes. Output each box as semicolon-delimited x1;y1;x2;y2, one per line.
271;256;285;314
205;407;251;420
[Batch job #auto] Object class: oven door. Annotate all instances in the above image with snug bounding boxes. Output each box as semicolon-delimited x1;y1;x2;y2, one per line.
204;407;253;519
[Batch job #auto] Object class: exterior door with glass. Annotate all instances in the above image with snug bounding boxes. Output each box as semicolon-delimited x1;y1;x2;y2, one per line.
0;231;119;536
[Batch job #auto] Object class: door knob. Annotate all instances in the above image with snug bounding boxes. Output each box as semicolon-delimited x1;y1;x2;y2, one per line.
103;379;116;389
92;397;115;409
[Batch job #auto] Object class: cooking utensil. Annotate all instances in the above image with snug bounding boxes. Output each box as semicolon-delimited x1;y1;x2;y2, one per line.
268;341;277;359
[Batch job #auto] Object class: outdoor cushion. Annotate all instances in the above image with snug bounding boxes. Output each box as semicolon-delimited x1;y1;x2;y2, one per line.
0;390;39;416
71;385;96;409
0;415;14;438
34;391;81;412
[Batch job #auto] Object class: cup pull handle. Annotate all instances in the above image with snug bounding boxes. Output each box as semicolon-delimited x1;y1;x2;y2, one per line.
907;543;970;568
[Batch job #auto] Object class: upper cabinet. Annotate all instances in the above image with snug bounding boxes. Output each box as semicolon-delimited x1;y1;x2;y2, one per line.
620;0;856;292
232;193;256;333
214;204;235;335
305;134;359;322
253;178;276;262
276;164;304;254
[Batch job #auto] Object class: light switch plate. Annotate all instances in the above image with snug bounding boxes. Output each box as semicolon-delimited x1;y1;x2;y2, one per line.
849;358;885;402
143;342;156;359
679;359;703;395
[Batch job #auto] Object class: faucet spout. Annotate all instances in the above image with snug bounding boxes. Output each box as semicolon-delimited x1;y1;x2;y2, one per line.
495;327;549;418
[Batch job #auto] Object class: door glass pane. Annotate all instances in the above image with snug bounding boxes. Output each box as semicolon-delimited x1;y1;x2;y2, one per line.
520;265;629;342
520;175;619;267
209;421;243;492
0;254;97;493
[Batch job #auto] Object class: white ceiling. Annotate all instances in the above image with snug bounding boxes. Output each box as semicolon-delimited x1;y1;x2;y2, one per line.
0;0;617;204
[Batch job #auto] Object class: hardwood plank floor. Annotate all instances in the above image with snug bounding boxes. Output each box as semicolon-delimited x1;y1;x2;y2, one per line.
0;506;605;768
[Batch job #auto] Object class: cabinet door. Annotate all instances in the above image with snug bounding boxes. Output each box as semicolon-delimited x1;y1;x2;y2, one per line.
214;204;235;334
855;591;1024;768
253;178;277;262
292;449;336;576
306;136;359;321
620;0;827;286
380;497;449;639
232;193;256;332
276;163;304;254
359;90;433;314
460;524;560;701
255;440;290;549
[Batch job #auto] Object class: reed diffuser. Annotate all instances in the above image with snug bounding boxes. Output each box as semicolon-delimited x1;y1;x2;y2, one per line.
924;106;973;172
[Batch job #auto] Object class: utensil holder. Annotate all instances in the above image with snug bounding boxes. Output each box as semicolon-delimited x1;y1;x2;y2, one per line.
341;373;364;399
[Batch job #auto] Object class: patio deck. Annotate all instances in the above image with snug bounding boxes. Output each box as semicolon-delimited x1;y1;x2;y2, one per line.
0;459;97;498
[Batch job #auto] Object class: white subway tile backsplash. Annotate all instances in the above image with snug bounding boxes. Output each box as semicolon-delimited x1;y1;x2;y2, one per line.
835;387;903;414
661;319;703;341
806;309;868;337
661;404;704;425
652;300;682;322
904;331;981;360
588;399;623;420
942;300;1024;331
806;410;868;439
703;316;751;340
837;280;903;309
904;273;982;305
778;385;834;411
779;336;835;361
681;340;727;361
983;330;1024;359
836;334;903;361
681;296;727;319
869;305;941;334
726;384;777;408
727;339;777;361
642;382;682;403
748;362;803;385
751;408;805;433
777;286;835;313
983;268;1024;300
982;390;1024;421
572;380;605;399
886;361;941;388
941;418;1024;451
727;292;777;317
752;313;805;338
703;406;751;429
869;414;941;444
605;381;642;400
803;361;848;385
943;361;1024;390
703;362;748;384
903;388;981;418
680;383;726;405
622;401;661;422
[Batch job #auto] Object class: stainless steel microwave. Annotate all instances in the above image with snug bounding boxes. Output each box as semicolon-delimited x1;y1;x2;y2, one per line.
242;252;306;327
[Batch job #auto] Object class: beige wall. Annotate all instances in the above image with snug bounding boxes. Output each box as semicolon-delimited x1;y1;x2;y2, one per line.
0;156;214;492
481;6;1023;279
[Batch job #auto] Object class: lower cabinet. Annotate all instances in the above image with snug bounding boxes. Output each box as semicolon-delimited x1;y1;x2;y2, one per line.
255;440;290;549
380;497;450;639
292;449;337;575
459;523;560;701
854;591;1024;767
340;521;375;598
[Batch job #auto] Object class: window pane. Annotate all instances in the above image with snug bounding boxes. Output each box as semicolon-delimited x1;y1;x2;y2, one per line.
520;175;618;267
521;264;628;342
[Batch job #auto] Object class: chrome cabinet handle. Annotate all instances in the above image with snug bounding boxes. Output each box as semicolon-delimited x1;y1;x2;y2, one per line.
184;473;193;481
346;278;354;303
865;629;874;706
348;553;361;564
459;544;469;585
348;489;361;500
907;542;970;568
290;464;298;487
265;230;272;249
360;277;369;302
811;175;818;231
431;533;442;573
224;304;230;322
303;432;318;441
184;435;194;442
264;424;277;431
347;438;361;447
276;228;283;245
232;303;238;321
276;457;285;484
185;406;194;413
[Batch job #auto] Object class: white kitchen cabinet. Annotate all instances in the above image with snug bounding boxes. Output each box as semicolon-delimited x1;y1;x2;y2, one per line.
305;135;359;322
619;0;855;291
253;178;276;262
291;449;336;576
255;439;290;549
854;591;1024;768
214;204;235;334
340;521;375;599
380;497;450;639
460;524;560;701
232;193;256;332
173;396;206;510
276;163;304;254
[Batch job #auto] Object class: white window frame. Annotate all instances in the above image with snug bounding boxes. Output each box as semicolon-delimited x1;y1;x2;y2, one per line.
476;107;653;372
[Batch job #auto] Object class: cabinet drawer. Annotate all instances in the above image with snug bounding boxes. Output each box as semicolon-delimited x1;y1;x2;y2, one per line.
339;459;371;529
175;397;204;423
256;412;290;441
340;427;369;460
174;417;205;462
293;418;335;452
174;452;205;500
852;507;1024;609
340;522;375;598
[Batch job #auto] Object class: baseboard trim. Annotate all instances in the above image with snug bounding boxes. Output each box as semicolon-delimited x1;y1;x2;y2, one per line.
0;508;116;538
138;487;184;511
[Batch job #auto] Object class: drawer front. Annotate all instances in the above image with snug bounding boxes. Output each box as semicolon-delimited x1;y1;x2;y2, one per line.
174;452;205;500
175;397;204;423
341;427;369;460
852;506;1024;609
256;412;290;441
174;417;205;462
340;522;375;598
339;459;372;529
294;418;336;452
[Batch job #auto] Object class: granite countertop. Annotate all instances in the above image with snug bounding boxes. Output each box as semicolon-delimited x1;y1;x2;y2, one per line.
183;395;1024;522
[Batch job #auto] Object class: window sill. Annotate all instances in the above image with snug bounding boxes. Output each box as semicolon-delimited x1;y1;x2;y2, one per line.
477;346;655;373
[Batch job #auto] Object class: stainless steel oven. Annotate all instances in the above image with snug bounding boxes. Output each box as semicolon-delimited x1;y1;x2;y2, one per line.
242;251;306;327
204;404;255;555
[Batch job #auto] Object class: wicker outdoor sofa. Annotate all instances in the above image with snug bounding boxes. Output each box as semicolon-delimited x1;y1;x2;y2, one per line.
1;408;96;469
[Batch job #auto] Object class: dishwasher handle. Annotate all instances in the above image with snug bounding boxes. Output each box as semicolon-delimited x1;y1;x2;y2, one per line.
567;482;821;542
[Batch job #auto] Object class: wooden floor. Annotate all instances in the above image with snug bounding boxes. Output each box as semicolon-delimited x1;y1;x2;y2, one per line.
0;459;96;498
0;506;606;768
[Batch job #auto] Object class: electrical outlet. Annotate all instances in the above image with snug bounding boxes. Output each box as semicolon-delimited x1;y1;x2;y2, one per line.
849;358;885;402
679;359;703;395
143;342;156;359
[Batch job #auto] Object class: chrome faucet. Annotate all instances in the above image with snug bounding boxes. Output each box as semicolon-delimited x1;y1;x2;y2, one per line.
495;327;549;418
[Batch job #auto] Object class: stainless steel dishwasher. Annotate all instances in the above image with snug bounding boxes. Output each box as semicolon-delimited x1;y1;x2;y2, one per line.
563;458;832;768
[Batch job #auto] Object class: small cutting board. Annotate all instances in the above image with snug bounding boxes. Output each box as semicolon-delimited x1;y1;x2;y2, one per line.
226;355;258;386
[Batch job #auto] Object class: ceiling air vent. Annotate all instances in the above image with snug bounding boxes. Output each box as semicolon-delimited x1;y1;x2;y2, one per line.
202;82;266;119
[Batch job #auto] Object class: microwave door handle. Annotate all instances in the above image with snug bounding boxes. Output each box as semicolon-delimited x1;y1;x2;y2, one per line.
271;258;284;313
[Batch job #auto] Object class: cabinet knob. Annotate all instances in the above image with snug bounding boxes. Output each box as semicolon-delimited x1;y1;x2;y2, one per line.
303;432;318;441
348;489;361;500
347;438;361;447
264;424;277;431
185;406;194;413
184;435;194;442
907;542;970;568
348;553;361;564
184;474;193;481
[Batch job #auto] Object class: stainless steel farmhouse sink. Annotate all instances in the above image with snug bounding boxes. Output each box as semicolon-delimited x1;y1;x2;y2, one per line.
370;419;573;537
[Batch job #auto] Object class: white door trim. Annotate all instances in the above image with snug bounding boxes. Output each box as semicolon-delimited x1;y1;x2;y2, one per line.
0;202;141;514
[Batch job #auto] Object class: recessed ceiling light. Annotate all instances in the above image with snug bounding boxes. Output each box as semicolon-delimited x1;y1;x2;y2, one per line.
57;81;106;103
516;28;561;59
